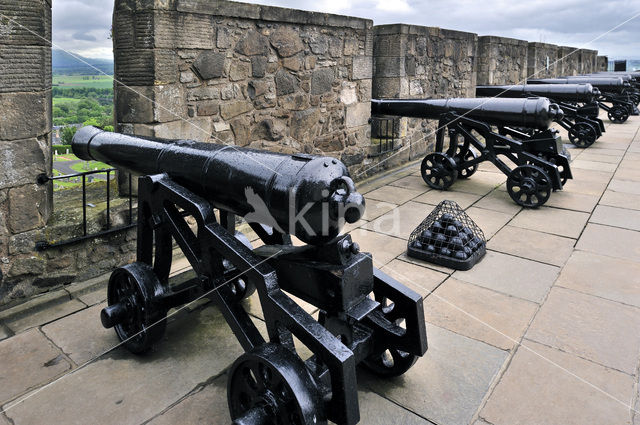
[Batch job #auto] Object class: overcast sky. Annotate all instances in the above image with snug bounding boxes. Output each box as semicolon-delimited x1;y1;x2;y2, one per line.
52;0;640;60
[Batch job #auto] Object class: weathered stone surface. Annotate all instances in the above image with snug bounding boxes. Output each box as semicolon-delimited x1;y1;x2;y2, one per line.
347;228;407;266
153;85;185;123
229;61;251;82
196;101;218;116
250;56;266;78
311;68;334;95
526;286;640;374
0;92;49;141
115;85;154;123
275;69;297;96
4;306;262;425
220;101;252;120
345;102;371;128
0;328;71;405
269;28;304;57
230;117;250;146
290;108;320;140
361;324;507;425
0;139;46;190
192;52;225;80
510;207;589;239
7;184;48;234
235;30;269;56
481;340;634;425
489;225;575;267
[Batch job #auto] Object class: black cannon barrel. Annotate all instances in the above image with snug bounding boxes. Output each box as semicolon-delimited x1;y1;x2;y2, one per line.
475;83;598;103
371;97;563;130
528;77;628;92
593;71;640;81
72;127;365;246
581;73;633;83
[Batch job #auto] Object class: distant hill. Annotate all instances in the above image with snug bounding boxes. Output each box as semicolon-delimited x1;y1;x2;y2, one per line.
52;49;113;75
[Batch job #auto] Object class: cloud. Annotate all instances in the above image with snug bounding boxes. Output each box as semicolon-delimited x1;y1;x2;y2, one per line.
72;31;97;42
50;0;640;59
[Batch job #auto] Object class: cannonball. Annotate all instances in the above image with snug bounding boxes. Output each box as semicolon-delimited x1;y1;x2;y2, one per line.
463;246;473;257
459;232;470;245
426;244;436;253
430;221;445;234
452;219;464;230
444;225;458;237
413;240;423;250
434;233;447;245
440;213;455;226
439;247;452;257
421;229;433;241
454;250;469;260
449;236;464;251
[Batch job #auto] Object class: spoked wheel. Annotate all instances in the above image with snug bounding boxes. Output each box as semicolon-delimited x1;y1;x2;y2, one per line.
608;106;629;124
222;231;256;303
421;152;458;190
507;164;552;208
527;157;568;186
228;343;326;425
454;147;479;179
568;122;597;148
362;297;418;378
103;262;167;354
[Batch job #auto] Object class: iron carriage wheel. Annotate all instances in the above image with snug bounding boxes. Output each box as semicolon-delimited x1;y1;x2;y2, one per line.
453;146;479;179
106;262;168;354
568;122;597;148
361;296;419;378
506;164;552;208
607;105;629;124
421;152;458;190
228;343;326;425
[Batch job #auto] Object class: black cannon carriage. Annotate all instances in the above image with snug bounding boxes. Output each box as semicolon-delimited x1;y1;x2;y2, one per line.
528;77;637;123
72;127;428;425
475;83;605;148
371;97;572;208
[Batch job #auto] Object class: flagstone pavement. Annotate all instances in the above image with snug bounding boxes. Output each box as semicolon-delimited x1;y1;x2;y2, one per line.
1;113;640;425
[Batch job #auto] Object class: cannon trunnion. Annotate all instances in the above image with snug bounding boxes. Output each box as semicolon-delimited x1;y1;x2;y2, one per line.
372;98;572;208
73;127;427;425
475;84;605;148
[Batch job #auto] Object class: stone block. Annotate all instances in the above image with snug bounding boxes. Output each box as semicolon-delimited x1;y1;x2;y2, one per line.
269;28;304;58
345;102;370;128
196;101;218;116
311;68;334;95
115;85;154;123
251;56;266;78
220;101;252;120
7;184;49;234
275;69;297;96
290;108;321;141
153;84;185;123
192;52;225;80
0;92;49;141
229;61;251;82
0;138;46;190
153;118;212;142
235;30;269;56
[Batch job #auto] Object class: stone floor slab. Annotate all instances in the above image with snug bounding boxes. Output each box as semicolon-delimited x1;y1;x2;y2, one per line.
389;175;432;192
489;225;575;266
449;172;507;196
608;179;640;195
526;286;640;374
570;159;618;173
424;278;538;350
7;299;86;334
590;204;640;231
361;198;398;222
544;190;600;213
576;223;640;262
465;207;513;240
4;305;257;425
599;189;640;211
576;152;622;164
381;259;449;297
42;303;120;365
362;201;430;239
453;250;559;303
365;185;424;205
0;329;71;405
614;166;640;182
413;190;482;210
556;250;640;308
509;207;589;239
480;340;634;425
347;229;408;266
361;324;507;425
473;189;522;215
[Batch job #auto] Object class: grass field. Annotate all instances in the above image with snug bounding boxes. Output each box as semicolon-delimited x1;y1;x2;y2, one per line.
53;97;83;106
53;74;114;89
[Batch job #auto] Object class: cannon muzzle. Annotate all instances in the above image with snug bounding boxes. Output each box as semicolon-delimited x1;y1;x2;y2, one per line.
475;83;598;103
371;97;563;130
73;127;365;246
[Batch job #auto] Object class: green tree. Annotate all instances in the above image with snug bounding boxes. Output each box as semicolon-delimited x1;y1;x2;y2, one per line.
82;118;100;127
103;125;114;132
61;126;77;144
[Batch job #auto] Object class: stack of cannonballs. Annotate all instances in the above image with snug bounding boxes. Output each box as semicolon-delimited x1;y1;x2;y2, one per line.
408;200;486;270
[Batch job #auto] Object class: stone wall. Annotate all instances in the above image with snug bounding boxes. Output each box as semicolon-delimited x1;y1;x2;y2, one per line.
372;24;477;164
114;0;374;175
476;36;528;85
581;49;598;74
597;55;609;72
0;0;53;302
557;46;581;76
527;42;559;78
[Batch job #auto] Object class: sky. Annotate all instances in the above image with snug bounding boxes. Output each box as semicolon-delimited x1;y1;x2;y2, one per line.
52;0;640;60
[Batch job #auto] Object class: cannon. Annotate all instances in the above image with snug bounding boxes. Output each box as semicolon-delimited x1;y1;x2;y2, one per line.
475;84;605;148
528;77;636;122
72;127;427;425
372;98;572;208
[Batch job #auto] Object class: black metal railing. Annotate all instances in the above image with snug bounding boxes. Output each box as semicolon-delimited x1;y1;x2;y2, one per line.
35;169;136;251
369;117;398;157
